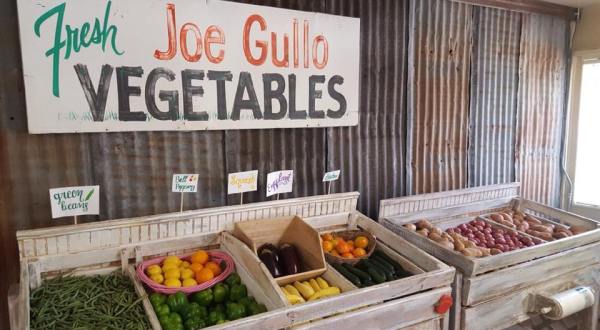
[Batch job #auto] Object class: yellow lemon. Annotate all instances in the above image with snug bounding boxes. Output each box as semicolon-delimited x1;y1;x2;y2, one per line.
150;273;164;284
181;268;194;280
182;278;198;287
164;278;182;288
164;268;180;280
162;263;178;273
146;265;162;276
163;256;182;266
180;261;190;268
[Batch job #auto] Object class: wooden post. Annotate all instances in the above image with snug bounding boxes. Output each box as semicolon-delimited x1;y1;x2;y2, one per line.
179;193;184;212
276;193;280;200
327;182;332;195
74;215;78;225
240;193;244;205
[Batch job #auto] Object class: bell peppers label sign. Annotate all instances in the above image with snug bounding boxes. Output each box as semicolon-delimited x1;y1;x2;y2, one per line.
172;174;198;192
49;185;100;218
16;0;360;133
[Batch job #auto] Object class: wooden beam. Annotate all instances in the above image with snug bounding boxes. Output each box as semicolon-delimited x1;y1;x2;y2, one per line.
451;0;579;20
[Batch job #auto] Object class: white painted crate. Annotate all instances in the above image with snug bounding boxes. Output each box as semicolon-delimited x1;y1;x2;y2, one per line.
380;183;600;330
10;192;454;330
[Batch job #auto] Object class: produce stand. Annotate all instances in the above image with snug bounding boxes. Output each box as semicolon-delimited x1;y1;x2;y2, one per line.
10;192;455;329
379;183;600;330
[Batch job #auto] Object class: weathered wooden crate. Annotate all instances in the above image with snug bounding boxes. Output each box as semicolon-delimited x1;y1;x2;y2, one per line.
10;192;455;330
379;183;600;330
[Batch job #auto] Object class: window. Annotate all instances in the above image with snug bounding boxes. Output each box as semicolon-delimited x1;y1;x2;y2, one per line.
565;51;600;219
573;60;600;206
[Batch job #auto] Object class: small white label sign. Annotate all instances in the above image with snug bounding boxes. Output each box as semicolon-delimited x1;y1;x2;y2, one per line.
228;170;258;194
49;185;100;218
323;170;341;182
266;170;294;197
172;174;199;193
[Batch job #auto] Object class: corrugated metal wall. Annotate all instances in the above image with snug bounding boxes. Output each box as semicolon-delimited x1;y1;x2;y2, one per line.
326;0;409;218
0;0;571;327
516;14;568;206
468;8;521;186
407;0;473;195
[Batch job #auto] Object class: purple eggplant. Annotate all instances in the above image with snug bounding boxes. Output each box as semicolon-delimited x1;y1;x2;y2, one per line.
258;243;280;264
279;243;300;275
259;249;283;277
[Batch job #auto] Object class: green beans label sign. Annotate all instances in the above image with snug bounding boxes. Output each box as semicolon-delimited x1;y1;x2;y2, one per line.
17;0;360;133
49;185;100;218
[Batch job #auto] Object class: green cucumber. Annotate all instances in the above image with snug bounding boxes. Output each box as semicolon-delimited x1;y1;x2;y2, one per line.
341;263;372;285
357;260;386;284
370;255;395;274
373;250;411;276
368;258;394;281
332;263;362;287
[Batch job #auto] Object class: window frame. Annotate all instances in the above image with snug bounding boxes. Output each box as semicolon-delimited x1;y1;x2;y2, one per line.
564;49;600;219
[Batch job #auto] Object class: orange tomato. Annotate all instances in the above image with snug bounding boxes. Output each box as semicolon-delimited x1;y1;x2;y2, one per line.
354;236;369;249
329;250;340;257
195;268;215;283
336;242;350;254
335;237;346;247
341;252;354;258
189;263;204;274
321;233;334;241
352;247;367;257
191;250;209;265
347;241;355;251
204;261;222;276
322;240;334;252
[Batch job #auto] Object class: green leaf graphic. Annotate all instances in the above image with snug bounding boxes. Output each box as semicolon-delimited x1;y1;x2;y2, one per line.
84;189;94;201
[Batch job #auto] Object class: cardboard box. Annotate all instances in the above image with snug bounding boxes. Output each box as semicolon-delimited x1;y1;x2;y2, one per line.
233;216;326;285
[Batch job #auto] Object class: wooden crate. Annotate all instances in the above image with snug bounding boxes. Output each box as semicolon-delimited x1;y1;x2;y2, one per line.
233;216;327;285
10;192;455;330
379;183;600;330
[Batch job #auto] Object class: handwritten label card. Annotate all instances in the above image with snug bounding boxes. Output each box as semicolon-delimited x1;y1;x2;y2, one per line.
266;170;294;197
49;185;100;218
228;170;258;194
172;174;199;193
323;170;341;182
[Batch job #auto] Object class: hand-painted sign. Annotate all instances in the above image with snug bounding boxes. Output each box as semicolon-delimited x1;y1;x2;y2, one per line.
322;170;340;182
17;0;360;133
49;185;100;218
266;170;293;197
228;170;258;194
172;174;198;192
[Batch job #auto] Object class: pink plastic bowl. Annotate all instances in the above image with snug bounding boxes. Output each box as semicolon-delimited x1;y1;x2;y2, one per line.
136;250;235;295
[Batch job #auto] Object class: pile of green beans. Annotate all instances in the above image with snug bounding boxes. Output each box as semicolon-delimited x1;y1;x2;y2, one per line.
30;271;150;330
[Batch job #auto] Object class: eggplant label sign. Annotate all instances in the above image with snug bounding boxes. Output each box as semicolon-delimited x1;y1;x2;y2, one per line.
49;185;100;218
266;170;293;197
17;0;360;133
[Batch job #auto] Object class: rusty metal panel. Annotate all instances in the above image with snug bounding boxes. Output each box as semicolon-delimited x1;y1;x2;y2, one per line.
469;7;521;187
224;129;327;204
407;0;473;195
223;0;327;205
516;14;568;207
326;0;409;219
90;132;226;219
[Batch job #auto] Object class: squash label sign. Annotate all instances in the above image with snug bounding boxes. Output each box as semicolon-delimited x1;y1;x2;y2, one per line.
17;0;360;133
